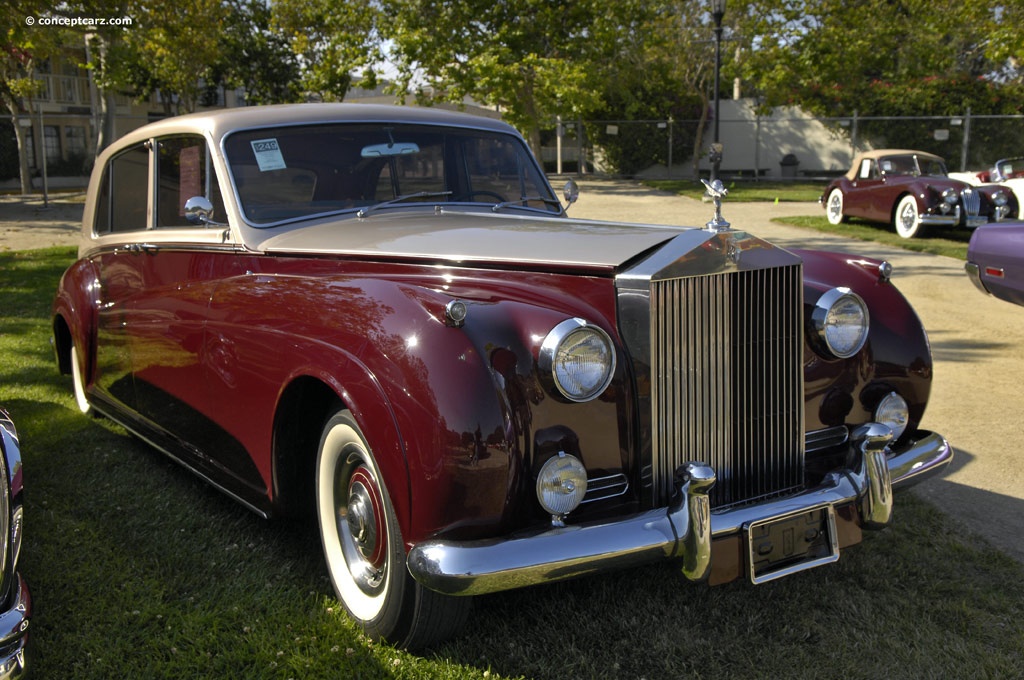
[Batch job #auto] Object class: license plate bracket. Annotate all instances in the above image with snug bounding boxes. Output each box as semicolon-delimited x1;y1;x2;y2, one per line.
745;503;840;584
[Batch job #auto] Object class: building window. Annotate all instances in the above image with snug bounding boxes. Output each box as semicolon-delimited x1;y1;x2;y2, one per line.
43;126;61;164
65;126;87;156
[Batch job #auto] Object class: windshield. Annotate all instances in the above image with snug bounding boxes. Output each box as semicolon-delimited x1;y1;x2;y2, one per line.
880;155;947;177
223;122;559;226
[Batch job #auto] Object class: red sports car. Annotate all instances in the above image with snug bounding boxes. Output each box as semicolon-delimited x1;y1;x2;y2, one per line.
821;149;1015;238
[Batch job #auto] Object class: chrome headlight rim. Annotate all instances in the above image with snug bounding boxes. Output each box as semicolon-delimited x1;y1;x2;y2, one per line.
992;189;1009;207
538;318;616;403
941;188;959;206
811;287;870;359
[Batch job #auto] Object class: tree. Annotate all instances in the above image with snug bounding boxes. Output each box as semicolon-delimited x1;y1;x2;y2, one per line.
218;0;300;106
1;0;65;193
735;0;1007;117
381;0;651;161
121;0;230;115
585;1;727;175
271;0;384;101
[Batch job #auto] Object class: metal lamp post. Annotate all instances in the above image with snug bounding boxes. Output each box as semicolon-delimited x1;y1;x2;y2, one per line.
710;0;726;182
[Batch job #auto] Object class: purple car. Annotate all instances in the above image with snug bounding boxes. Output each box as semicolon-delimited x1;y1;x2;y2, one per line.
966;222;1024;306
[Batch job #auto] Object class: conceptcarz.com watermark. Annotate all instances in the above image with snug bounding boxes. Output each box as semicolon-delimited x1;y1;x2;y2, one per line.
25;14;134;27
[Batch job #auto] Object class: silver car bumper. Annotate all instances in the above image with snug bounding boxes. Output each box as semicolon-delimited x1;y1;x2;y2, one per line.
0;574;30;680
407;425;952;596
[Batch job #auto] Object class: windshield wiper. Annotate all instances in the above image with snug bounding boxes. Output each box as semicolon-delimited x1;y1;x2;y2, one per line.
357;191;453;218
490;196;563;213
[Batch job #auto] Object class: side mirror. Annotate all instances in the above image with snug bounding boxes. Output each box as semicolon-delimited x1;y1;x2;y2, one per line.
184;196;225;227
563;179;579;208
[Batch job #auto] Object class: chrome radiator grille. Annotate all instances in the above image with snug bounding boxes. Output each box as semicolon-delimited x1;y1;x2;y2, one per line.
962;187;980;217
649;265;804;508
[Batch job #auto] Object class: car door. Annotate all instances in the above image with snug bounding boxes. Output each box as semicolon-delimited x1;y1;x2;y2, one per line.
843;157;884;221
91;142;150;412
127;135;267;497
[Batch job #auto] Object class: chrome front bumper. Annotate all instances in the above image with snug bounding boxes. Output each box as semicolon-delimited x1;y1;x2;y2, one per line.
407;425;952;596
0;574;30;680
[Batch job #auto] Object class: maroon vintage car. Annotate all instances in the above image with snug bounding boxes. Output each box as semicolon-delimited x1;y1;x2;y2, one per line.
53;104;952;649
966;221;1024;307
822;149;1015;238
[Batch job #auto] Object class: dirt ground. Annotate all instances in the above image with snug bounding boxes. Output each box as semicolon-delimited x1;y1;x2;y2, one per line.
2;179;1021;562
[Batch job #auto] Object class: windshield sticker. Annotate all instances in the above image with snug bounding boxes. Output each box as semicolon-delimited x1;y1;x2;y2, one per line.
250;138;286;171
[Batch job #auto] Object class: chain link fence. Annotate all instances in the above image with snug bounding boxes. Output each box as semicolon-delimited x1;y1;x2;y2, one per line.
541;110;1024;181
8;108;1024;189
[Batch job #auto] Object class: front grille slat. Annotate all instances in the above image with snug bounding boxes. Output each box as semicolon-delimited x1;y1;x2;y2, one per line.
962;187;980;217
650;265;804;509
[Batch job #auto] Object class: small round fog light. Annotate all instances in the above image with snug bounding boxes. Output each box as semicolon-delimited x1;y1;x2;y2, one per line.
874;391;909;440
536;453;587;518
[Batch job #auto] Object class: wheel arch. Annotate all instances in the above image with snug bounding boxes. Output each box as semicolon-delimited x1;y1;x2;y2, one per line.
270;370;411;527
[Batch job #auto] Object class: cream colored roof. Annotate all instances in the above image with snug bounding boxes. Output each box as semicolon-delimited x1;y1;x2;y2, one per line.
845;149;946;180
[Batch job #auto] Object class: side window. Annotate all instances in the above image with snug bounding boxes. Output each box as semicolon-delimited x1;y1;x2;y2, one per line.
155;135;225;228
858;159;875;180
94;143;149;234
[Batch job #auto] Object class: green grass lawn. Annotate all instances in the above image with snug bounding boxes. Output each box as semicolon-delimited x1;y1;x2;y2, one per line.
3;247;1024;679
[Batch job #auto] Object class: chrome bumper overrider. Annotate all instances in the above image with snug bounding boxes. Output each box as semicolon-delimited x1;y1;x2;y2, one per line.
406;425;952;596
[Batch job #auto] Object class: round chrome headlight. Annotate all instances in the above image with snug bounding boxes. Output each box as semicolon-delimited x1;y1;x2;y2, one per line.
539;318;616;402
992;190;1008;207
874;391;909;440
942;188;958;205
811;288;870;359
536;453;587;517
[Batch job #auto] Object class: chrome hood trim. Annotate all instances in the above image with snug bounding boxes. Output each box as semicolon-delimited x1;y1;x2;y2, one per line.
254;210;682;269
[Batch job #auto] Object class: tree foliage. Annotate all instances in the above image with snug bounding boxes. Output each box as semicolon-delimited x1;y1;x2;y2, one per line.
585;1;721;174
8;0;1024;179
271;0;383;101
734;0;1014;117
1;0;68;191
379;0;652;159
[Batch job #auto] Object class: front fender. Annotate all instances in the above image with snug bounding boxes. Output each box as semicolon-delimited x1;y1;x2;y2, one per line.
798;249;932;434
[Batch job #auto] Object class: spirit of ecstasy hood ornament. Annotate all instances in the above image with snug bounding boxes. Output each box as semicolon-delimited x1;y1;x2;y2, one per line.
701;179;731;231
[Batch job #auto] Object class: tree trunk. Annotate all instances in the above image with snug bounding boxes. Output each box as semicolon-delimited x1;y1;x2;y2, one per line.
14;119;32;195
96;90;117;153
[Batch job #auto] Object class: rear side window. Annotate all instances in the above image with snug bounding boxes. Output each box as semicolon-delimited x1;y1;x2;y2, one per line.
94;143;149;234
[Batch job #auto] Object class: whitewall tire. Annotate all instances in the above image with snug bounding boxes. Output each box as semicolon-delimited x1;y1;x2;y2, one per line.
894;195;924;238
315;410;469;649
825;189;847;225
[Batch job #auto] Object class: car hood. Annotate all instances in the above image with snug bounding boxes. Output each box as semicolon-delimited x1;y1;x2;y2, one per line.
254;209;685;271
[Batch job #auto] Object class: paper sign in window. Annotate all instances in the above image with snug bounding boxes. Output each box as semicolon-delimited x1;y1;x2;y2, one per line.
251;138;287;171
178;145;201;215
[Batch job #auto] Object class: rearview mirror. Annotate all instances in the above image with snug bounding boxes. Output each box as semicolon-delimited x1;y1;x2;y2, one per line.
361;142;420;158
